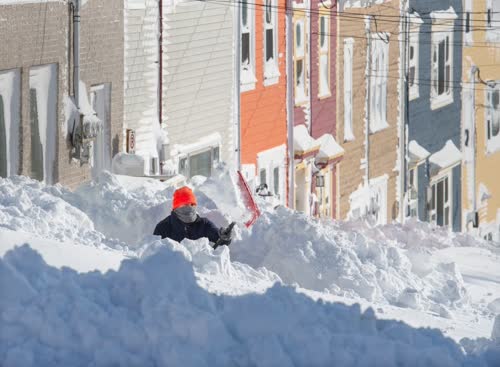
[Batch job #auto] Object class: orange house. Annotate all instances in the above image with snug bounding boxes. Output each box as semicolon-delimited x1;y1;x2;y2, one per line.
240;0;288;204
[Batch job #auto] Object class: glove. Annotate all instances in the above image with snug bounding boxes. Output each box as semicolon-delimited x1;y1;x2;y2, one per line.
213;222;235;249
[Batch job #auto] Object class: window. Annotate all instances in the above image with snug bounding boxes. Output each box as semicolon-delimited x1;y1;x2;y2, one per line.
0;69;21;178
486;85;500;154
294;16;308;104
486;0;500;42
0;95;6;178
429;176;451;227
431;28;453;109
30;88;44;182
408;31;419;99
408;167;418;217
259;168;267;185
369;37;389;133
264;0;279;85
273;166;280;198
178;146;220;178
464;0;472;45
343;39;354;141
241;0;256;91
318;12;330;97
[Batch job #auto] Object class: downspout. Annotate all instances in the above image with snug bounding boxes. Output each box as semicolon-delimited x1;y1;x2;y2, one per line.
364;16;371;185
235;0;241;170
159;0;163;125
471;66;477;221
286;0;295;208
73;0;80;110
398;1;409;222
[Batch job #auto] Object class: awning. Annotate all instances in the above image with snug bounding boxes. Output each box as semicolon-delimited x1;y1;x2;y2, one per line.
315;133;344;164
293;124;320;158
408;140;430;165
429;140;461;175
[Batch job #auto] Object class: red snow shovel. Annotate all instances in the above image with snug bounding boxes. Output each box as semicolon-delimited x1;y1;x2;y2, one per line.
236;170;261;228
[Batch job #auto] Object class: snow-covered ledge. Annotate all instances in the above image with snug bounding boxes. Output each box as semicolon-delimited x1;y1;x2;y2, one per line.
408;140;430;165
429;140;461;176
315;134;344;164
429;7;458;22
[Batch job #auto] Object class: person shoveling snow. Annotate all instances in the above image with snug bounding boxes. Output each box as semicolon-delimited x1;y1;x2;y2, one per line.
154;186;234;249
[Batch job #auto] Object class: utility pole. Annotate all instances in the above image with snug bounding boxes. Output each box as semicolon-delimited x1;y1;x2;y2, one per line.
364;16;371;186
398;0;409;223
286;0;295;208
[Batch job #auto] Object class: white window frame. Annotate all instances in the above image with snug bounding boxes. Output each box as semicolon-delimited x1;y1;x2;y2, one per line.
294;11;308;105
464;0;473;46
178;145;220;179
257;145;286;204
485;83;500;154
369;36;389;133
429;172;452;228
343;38;354;141
0;68;21;178
241;0;256;92
318;8;330;98
431;26;453;109
264;0;280;86
408;31;419;100
486;0;500;42
407;165;419;218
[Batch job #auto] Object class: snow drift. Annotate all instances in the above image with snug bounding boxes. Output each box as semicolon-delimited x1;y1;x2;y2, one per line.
1;172;500;366
1;243;498;367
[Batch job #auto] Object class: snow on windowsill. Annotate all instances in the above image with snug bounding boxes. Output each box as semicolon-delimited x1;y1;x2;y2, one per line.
241;68;257;93
171;132;221;157
318;90;332;100
430;7;458;22
479;183;492;203
485;29;500;43
431;92;453;111
263;59;280;87
369;119;389;134
344;130;355;143
486;134;500;155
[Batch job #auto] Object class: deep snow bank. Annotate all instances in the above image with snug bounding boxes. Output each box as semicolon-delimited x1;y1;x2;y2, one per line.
1;243;497;367
232;207;470;313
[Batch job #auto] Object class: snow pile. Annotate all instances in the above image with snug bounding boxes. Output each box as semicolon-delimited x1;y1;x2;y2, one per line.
233;207;470;312
0;176;112;249
1;243;498;367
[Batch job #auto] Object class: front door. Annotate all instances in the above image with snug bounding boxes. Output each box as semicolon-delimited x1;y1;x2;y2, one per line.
430;175;451;227
90;84;111;178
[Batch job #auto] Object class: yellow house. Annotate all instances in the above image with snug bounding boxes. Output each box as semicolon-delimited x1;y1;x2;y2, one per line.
462;0;500;241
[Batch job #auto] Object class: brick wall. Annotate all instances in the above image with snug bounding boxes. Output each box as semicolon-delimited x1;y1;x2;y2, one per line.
0;0;124;189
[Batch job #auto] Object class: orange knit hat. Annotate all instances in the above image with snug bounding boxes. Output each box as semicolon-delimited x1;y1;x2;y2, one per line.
172;186;197;210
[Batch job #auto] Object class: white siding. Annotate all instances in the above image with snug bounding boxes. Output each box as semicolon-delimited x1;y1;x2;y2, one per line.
163;0;235;165
124;0;159;157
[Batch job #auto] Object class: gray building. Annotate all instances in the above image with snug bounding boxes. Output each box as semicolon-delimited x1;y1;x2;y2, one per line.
405;1;463;231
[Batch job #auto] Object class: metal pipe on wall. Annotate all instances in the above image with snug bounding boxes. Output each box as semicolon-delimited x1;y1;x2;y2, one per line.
235;0;242;171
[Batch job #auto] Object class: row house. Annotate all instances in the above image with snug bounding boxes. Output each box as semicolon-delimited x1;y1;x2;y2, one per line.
461;0;500;241
336;0;400;225
404;1;463;232
292;0;344;218
240;0;288;205
123;0;235;178
0;0;124;187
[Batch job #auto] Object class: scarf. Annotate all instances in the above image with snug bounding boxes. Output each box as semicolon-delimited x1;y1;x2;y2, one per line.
174;205;197;223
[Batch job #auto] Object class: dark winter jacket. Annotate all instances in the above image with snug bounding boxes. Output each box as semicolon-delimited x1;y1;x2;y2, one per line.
153;212;220;244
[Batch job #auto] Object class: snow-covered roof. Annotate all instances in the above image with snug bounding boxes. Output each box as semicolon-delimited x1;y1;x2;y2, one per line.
429;140;461;174
293;124;319;154
315;134;344;162
430;7;458;21
408;140;430;164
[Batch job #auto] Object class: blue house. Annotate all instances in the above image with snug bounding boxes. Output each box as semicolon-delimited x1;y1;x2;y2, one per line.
405;1;463;232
